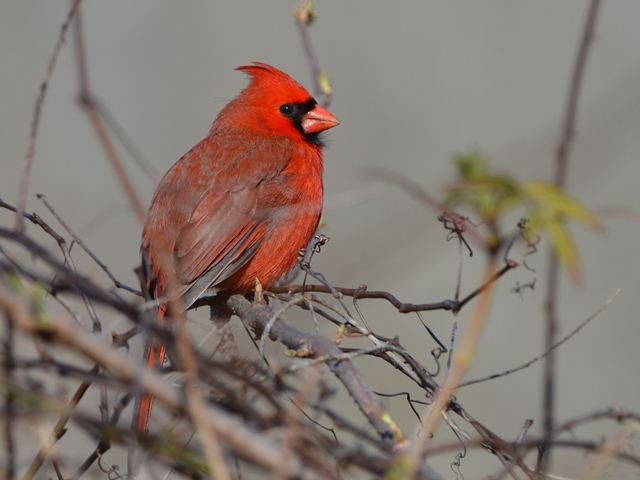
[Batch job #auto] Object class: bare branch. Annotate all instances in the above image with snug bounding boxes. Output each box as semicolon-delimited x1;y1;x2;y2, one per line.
402;258;500;478
541;0;602;472
70;3;146;220
37;194;140;295
294;1;332;107
22;366;99;480
270;259;516;315
0;283;316;479
15;0;82;232
226;294;405;447
462;289;620;388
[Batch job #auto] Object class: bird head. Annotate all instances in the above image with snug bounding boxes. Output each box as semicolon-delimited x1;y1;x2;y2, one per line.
221;62;339;145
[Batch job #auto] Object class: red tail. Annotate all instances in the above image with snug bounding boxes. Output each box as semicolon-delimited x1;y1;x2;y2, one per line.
134;304;168;434
135;342;168;433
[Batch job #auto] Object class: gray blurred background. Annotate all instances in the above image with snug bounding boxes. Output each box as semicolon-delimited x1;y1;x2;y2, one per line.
2;1;640;478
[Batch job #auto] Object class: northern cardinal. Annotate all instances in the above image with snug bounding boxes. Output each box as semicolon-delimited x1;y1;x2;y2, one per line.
134;62;339;433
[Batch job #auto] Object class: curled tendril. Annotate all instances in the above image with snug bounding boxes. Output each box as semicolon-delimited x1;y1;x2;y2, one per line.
98;455;124;480
438;212;475;257
517;217;540;274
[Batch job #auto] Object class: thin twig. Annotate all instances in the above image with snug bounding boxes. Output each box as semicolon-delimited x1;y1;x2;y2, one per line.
3;315;16;479
541;0;602;472
227;294;405;447
91;96;161;182
294;1;332;107
363;166;489;250
258;295;304;358
419;437;640;469
494;419;535;480
554;407;640;436
0;227;138;319
15;0;82;231
37;194;140;295
270;259;515;315
22;366;99;480
0;284;314;479
461;289;620;387
71;3;146;220
172;302;232;480
402;258;499;478
0;198;67;249
579;421;640;480
287;345;390;373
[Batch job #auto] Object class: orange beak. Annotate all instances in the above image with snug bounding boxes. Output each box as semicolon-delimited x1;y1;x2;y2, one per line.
301;105;340;135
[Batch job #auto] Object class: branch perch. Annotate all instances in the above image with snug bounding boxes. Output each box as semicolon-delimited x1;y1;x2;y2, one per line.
226;294;405;447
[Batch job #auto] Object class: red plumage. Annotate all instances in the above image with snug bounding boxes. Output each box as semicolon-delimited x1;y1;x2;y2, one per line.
134;62;339;433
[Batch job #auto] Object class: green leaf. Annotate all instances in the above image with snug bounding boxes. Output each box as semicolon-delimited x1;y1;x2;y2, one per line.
384;455;410;480
522;181;600;228
155;441;209;476
446;151;597;283
3;272;24;293
453;151;490;179
546;218;583;283
446;173;522;221
317;71;333;97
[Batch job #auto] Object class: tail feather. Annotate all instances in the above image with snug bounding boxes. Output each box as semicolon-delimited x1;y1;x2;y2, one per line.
132;303;168;435
134;342;168;433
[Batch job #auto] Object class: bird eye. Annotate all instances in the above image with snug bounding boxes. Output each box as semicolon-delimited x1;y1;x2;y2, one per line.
279;103;295;116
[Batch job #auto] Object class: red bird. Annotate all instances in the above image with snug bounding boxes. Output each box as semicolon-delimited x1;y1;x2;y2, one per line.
134;62;339;433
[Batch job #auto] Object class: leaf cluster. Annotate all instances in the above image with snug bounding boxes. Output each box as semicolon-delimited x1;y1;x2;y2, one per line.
446;152;600;281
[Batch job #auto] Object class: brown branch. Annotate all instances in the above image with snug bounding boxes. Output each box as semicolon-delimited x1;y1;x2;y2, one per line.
581;421;640;479
541;0;602;472
271;259;516;314
17;352;393;476
70;3;145;221
0;227;137;319
226;294;405;447
15;0;82;232
89;97;161;182
294;1;332;107
0;198;67;249
168;280;231;480
402;258;500;478
37;194;140;295
3;316;16;479
554;407;640;435
7;381;216;480
22;366;99;480
420;438;640;469
491;407;640;480
363;166;489;251
0;284;316;480
461;289;619;388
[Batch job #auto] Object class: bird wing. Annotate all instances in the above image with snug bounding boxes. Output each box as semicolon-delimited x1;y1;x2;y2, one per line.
156;132;296;307
174;187;267;307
